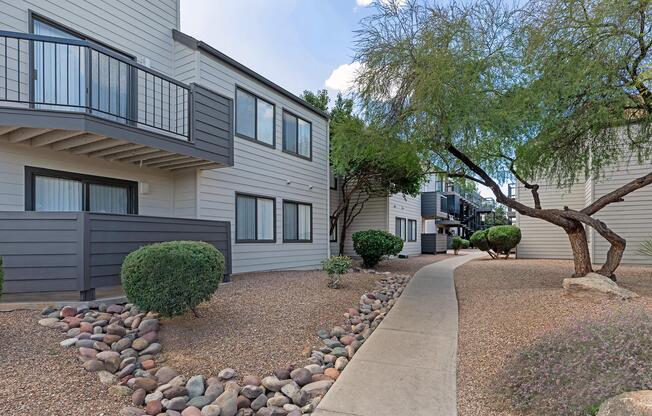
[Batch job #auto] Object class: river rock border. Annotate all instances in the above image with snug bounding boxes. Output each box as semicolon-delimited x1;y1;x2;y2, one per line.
37;270;410;416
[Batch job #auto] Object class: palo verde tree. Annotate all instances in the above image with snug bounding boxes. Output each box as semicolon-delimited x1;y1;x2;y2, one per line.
302;90;425;254
354;0;652;278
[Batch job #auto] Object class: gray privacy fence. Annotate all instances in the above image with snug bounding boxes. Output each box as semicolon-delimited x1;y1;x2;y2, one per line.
0;211;231;300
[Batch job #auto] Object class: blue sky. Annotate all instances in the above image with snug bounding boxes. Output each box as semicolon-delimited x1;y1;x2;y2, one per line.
179;0;378;104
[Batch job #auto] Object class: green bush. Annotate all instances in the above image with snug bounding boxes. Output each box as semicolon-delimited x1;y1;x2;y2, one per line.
322;255;352;289
487;225;521;258
470;229;497;258
461;239;470;249
121;241;224;317
451;236;464;254
352;229;403;268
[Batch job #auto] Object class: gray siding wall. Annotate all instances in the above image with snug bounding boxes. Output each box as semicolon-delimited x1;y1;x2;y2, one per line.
190;84;234;166
1;0;179;76
389;193;422;257
0;211;83;293
87;213;232;288
173;47;330;273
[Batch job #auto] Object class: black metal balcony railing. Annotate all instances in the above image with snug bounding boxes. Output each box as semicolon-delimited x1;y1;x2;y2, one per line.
0;31;190;139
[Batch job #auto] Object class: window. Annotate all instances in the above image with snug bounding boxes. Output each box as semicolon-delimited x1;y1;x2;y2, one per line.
283;200;312;242
408;219;417;242
235;88;275;146
330;216;338;242
235;194;275;242
329;171;337;190
26;167;137;214
282;111;311;159
395;217;407;241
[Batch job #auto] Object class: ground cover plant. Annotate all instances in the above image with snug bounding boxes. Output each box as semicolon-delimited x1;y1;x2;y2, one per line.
352;229;403;267
121;241;224;317
497;311;652;416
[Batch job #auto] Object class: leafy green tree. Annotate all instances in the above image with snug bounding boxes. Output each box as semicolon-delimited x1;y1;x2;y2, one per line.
354;0;652;278
485;206;509;227
302;90;426;254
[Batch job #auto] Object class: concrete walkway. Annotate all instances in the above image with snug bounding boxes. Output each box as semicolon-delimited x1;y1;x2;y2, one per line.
314;252;485;416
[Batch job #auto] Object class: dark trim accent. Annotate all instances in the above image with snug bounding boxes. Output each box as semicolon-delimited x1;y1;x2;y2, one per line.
282;199;313;243
395;217;407;242
172;29;329;120
235;192;276;243
282;109;312;161
25;166;138;214
330;215;338;242
408;219;417;242
0;107;230;166
234;85;276;149
329;173;337;190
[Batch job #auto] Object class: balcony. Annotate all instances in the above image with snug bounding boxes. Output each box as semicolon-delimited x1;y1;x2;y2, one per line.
421;191;449;219
0;211;232;301
0;31;233;170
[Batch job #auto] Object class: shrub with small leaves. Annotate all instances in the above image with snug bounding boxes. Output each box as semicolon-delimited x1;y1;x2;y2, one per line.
470;229;496;258
121;241;224;317
451;236;464;254
322;255;352;289
487;225;521;258
352;229;403;268
461;239;470;249
497;311;652;416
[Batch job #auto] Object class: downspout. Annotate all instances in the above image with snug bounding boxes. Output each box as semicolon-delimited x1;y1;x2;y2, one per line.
326;120;331;258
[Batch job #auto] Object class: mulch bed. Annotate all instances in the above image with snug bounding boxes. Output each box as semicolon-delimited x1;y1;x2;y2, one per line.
455;258;652;416
160;254;451;380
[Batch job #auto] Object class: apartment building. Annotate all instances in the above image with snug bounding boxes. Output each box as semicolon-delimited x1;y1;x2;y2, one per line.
515;158;652;265
330;175;494;258
0;0;329;300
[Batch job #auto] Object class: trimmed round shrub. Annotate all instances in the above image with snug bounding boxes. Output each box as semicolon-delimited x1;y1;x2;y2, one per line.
470;230;491;251
451;236;464;254
352;229;403;268
487;225;521;255
497;311;652;415
121;241;224;317
461;239;470;249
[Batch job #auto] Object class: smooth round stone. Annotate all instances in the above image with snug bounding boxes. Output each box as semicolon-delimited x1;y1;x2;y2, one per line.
218;368;235;380
316;329;330;339
145;390;164;404
187;395;212;409
109;385;134;397
138;319;159;334
290;368;311;387
163;386;188;399
133;377;158;393
273;368;290;380
60;305;77;318
116;363;136;379
38;317;59;327
236;395;251;409
186;375;205;398
304;364;323;375
145;399;162;415
83;359;104;372
324;368;340;380
156;367;179;384
98;370;117;385
334;357;348;371
204;383;224;400
241;384;264;399
60;338;77;348
267;393;290;407
250;394;267;411
79;347;97;358
107;304;124;314
200;405;221;416
132;337;149;351
112;338;132;352
166;396;189;411
106;324;127;337
141;359;156;370
141;343;162;355
242;375;261;386
331;347;347;357
181;407;201;416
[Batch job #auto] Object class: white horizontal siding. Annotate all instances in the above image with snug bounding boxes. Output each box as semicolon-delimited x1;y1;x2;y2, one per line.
179;52;329;273
0;0;178;76
591;160;652;265
0;142;175;216
388;193;422;256
516;181;585;259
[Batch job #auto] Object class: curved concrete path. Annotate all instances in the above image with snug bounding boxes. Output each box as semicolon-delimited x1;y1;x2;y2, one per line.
314;252;485;416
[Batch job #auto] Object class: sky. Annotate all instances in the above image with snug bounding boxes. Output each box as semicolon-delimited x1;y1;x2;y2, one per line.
178;0;498;198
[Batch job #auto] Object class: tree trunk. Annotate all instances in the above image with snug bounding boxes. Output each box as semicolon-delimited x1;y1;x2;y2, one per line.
565;224;593;277
596;228;626;281
338;219;347;256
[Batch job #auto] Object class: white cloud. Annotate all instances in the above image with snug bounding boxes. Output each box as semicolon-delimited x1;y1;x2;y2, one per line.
325;62;362;93
355;0;407;8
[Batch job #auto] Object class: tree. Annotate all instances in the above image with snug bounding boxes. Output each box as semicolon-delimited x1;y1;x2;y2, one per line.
302;90;425;254
485;206;509;227
354;0;652;278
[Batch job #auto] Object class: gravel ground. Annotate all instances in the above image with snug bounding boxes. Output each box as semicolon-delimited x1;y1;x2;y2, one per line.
455;258;652;416
161;254;450;380
0;310;128;416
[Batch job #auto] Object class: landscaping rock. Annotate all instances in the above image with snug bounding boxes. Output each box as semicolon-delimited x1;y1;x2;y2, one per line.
120;407;147;416
261;376;293;392
236;395;251;409
181;406;202;416
205;383;224;400
213;389;238;416
250;394;268;411
83;359;104;372
563;273;639;300
597;390;652;415
110;385;134;397
187;395;212;409
186;375;205;398
289;368;311;386
133;388;147;406
156;367;179;384
201;405;222;416
300;380;333;400
167;396;189;411
241;384;264;399
133;377;159;393
145;400;162;415
218;368;236;380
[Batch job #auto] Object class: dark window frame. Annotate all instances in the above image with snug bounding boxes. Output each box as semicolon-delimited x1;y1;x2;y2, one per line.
330;215;338;242
235;192;277;243
25;166;138;214
282;199;313;243
329;171;337;190
282;109;312;161
235;85;276;149
395;217;407;242
408;219;417;242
